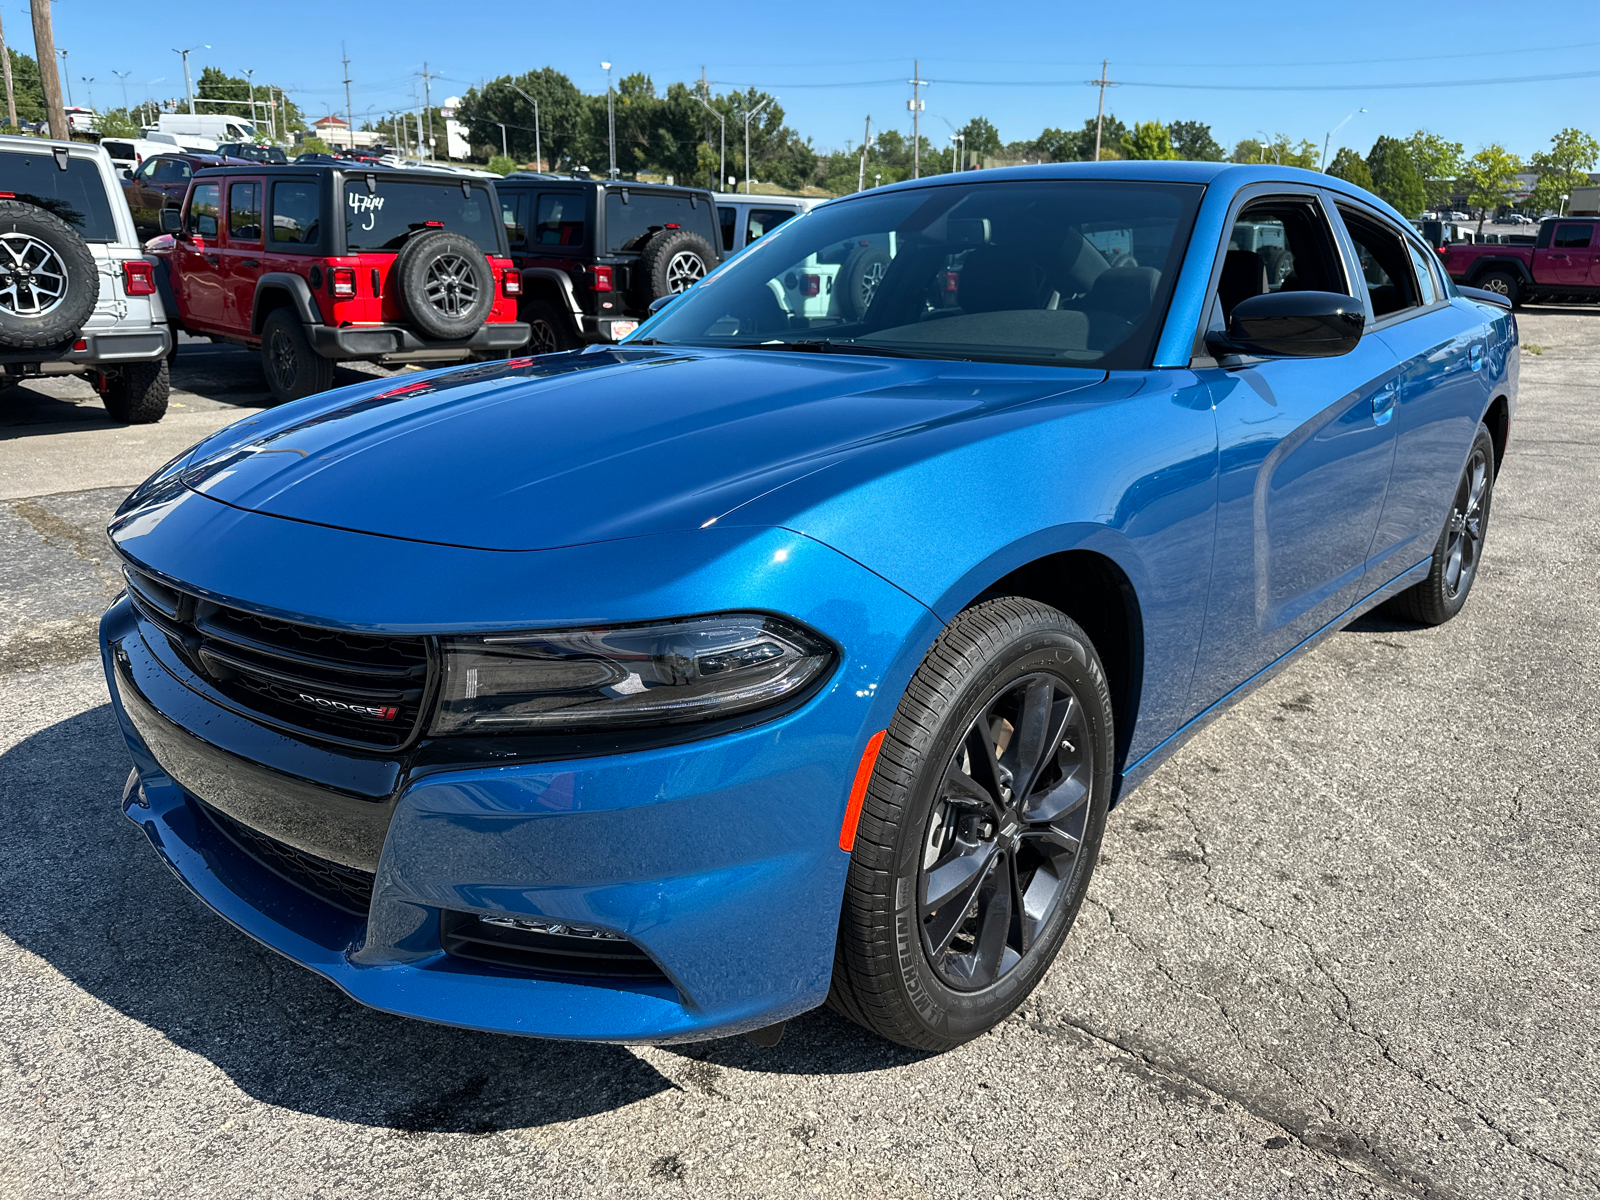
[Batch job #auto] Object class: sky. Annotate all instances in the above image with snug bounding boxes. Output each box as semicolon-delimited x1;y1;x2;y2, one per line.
29;0;1600;162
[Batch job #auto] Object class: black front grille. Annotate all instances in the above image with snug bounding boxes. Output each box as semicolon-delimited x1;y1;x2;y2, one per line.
201;801;376;915
125;568;431;750
440;911;671;985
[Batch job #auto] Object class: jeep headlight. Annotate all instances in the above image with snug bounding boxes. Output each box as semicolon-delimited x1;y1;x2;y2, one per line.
430;613;835;735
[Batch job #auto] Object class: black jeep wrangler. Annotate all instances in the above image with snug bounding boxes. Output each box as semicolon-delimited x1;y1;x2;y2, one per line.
494;176;722;352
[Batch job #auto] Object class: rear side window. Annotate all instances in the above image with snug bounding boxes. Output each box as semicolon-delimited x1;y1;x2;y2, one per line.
535;193;585;247
270;180;320;246
501;192;526;245
604;189;714;253
0;150;120;241
187;182;220;237
1553;223;1594;249
718;205;738;251
228;181;261;243
1339;208;1420;319
1406;241;1438;305
102;141;136;160
343;179;501;253
747;207;796;244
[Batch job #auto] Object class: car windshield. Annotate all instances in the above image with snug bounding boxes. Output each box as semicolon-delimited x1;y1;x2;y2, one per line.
640;178;1202;369
0;150;119;241
342;178;500;253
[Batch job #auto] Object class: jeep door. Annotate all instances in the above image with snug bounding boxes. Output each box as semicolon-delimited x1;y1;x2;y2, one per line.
1534;221;1597;286
171;181;227;330
218;177;265;337
1187;190;1402;712
1337;203;1491;591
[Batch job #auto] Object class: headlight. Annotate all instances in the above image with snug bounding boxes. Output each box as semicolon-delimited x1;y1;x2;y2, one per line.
430;613;835;735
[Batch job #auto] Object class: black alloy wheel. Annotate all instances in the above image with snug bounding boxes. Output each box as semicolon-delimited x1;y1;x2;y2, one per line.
919;673;1095;990
829;597;1113;1051
259;310;333;404
1385;423;1497;626
519;298;575;354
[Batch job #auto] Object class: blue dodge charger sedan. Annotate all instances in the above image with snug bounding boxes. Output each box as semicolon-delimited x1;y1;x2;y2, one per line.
101;163;1516;1050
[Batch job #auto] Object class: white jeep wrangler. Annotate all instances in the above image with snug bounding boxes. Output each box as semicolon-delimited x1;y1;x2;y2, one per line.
0;134;172;422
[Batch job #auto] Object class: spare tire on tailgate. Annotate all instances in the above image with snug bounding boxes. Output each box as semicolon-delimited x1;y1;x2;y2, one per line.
393;228;494;340
637;228;715;302
0;199;99;349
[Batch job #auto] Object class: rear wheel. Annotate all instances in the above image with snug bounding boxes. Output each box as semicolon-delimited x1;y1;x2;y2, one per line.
1476;270;1521;308
260;309;333;404
521;298;577;354
1384;424;1496;626
829;597;1113;1050
838;246;890;320
100;360;169;424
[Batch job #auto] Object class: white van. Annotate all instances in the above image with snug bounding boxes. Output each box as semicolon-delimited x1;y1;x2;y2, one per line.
100;137;168;174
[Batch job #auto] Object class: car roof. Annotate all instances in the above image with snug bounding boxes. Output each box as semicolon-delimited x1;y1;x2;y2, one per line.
842;160;1417;231
498;174;715;196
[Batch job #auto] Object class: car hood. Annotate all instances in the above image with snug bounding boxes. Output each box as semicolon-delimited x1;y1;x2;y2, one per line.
178;347;1105;552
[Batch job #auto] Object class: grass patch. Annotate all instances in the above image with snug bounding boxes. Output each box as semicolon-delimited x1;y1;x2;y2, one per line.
1523;344;1545;355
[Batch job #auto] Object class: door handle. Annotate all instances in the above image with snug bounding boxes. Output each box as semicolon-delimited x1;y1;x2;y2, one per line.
239;259;259;269
203;254;219;266
1372;383;1397;426
1470;344;1484;372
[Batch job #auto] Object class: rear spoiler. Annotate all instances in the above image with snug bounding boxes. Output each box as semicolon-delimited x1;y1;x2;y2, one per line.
1457;285;1512;311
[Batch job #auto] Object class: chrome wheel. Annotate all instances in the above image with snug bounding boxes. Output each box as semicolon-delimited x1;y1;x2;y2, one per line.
423;252;481;318
1481;276;1510;296
1444;444;1489;599
665;251;706;293
0;232;68;317
857;258;887;309
920;672;1095;991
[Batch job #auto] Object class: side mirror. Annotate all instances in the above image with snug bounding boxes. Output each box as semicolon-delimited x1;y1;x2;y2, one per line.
121;168;133;180
159;208;182;234
1207;290;1364;359
648;293;679;315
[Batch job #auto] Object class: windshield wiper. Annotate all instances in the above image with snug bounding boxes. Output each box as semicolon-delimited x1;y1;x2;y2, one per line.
730;340;964;361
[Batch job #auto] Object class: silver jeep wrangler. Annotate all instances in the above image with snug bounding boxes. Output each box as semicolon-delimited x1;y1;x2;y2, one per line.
0;134;172;422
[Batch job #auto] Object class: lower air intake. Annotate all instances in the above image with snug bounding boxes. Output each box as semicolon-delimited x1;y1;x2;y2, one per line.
440;911;670;984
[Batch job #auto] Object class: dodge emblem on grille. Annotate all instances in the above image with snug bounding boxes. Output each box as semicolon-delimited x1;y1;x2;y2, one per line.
296;693;399;721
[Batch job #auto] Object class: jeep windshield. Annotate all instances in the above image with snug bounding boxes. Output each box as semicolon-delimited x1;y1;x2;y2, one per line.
639;179;1202;370
343;177;501;253
0;150;119;241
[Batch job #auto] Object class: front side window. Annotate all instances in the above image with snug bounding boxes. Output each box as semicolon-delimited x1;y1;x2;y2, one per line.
228;181;261;243
1339;207;1420;320
0;150;120;241
1553;223;1594;249
187;182;220;237
153;158;191;185
603;189;716;253
342;179;500;253
270;181;320;245
643;179;1202;370
1213;199;1346;325
535;193;585;247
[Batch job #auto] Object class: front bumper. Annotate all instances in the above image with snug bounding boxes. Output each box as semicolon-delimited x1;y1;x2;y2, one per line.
307;321;531;361
99;511;937;1043
0;325;171;368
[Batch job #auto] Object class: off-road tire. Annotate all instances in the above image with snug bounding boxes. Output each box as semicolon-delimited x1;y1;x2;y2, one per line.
260;309;333;404
1475;270;1521;308
828;597;1114;1051
1384;424;1496;626
0;199;100;348
637;229;715;302
100;360;169;424
394;229;495;340
521;298;577;354
838;246;891;320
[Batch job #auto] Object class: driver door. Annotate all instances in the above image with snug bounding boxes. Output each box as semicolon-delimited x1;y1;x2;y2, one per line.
171;181;227;331
1187;190;1403;713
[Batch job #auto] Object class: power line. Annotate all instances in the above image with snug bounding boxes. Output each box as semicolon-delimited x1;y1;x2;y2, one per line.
925;67;1600;91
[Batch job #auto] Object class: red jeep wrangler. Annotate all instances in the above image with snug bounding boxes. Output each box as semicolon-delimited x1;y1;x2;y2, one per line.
155;165;529;402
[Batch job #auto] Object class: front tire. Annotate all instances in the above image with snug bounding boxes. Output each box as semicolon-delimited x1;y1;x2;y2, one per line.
829;598;1114;1050
260;310;333;404
1385;424;1496;626
100;360;169;424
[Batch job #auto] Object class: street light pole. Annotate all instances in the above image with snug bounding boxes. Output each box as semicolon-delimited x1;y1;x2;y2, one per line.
58;51;71;107
113;69;132;114
503;83;542;171
1320;107;1367;171
601;62;616;178
172;45;208;116
744;95;772;194
243;68;256;133
692;90;725;191
496;122;507;157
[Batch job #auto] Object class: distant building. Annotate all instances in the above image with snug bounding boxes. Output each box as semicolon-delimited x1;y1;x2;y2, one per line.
441;97;470;161
310;114;379;150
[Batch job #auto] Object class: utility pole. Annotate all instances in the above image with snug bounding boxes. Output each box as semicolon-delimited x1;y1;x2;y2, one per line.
907;61;927;179
1087;60;1118;162
31;1;66;139
420;62;435;160
692;84;724;191
0;10;16;129
858;114;870;192
341;44;354;152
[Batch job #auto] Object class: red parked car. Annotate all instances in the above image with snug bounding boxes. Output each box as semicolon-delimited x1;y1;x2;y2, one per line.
154;164;529;401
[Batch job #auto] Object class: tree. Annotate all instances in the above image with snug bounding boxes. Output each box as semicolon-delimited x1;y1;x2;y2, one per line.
1405;130;1464;208
1463;144;1523;233
93;107;141;138
5;49;44;122
486;154;515;176
1528;127;1600;216
1326;146;1374;191
195;66;302;135
1122;120;1178;160
1169;120;1223;161
1366;136;1427;217
457;69;586;171
958;116;1002;164
1233;134;1319;168
1031;115;1126;162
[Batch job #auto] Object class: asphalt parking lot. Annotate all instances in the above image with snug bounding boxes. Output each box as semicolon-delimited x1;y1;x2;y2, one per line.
1;314;1595;1199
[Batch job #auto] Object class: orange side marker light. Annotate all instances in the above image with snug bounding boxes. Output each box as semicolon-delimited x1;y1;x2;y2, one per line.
838;730;887;852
